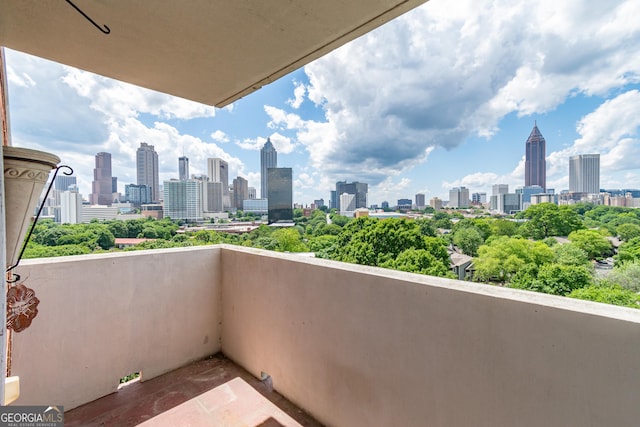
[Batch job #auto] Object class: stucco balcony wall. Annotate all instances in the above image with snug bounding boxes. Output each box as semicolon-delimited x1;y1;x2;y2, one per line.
220;245;640;427
8;244;640;427
10;246;222;410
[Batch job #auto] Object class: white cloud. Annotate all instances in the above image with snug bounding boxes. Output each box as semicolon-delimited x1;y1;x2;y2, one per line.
287;81;306;109
211;130;230;143
236;132;296;154
297;0;640;189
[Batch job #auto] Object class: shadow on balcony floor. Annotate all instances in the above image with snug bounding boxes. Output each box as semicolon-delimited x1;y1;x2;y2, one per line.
65;354;322;426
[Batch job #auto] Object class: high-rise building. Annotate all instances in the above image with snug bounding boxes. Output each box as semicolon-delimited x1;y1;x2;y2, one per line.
137;142;160;202
179;156;189;181
54;175;77;191
430;197;443;210
415;193;426;209
204;182;224;212
314;199;325;209
260;138;277;199
267;168;293;223
525;122;546;191
248;187;257;199
60;189;83;224
340;193;356;212
163;179;203;221
207;158;230;208
397;199;412;211
497;193;523;214
330;191;338;210
448;187;469;208
471;192;487;205
125;184;150;206
515;185;544;206
90;152;113;206
335;181;368;211
569;154;600;194
233;176;249;209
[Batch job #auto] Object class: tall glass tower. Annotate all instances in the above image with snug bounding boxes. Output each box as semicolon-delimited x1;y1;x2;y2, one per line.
136;142;160;202
90;152;113;205
569;154;600;194
260;138;277;199
525;122;546;191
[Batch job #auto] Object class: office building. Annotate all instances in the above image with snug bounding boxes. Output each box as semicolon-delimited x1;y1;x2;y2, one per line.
397;198;412;211
204;182;224;213
243;199;268;215
497;193;522;214
516;185;544;207
569;154;600;194
340;193;356;212
267;168;293;223
525;122;546;191
90;152;113;206
60;189;83;224
207;158;230;208
137;142;160;202
314;199;325;209
179;156;189;181
448;187;469;208
430;197;442;210
54;175;77;191
335;181;368;211
260;138;277;199
248;187;257;199
233;176;249;210
471;192;487;205
125;184;151;206
163;179;204;221
415;193;426;209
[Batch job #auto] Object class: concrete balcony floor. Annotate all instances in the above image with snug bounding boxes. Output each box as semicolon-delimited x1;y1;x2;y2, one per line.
65;353;321;427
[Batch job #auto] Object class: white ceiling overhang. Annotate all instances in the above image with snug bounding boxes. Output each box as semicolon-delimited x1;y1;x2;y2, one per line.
0;0;427;107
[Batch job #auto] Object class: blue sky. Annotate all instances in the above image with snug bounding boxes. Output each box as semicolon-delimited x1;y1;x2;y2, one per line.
5;0;640;206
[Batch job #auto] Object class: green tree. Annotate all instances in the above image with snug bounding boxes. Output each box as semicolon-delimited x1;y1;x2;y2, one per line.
510;263;593;296
553;243;590;266
617;223;640;242
616;236;640;263
568;284;640;309
272;228;308;252
567;229;613;260
517;203;584;239
473;236;554;283
605;261;640;292
453;227;483;256
94;228;116;250
381;248;453;277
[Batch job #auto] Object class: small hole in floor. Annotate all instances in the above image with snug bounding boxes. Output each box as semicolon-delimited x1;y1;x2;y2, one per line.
118;371;141;389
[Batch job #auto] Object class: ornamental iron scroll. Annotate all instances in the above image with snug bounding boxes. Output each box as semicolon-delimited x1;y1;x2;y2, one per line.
7;283;40;333
6;165;73;283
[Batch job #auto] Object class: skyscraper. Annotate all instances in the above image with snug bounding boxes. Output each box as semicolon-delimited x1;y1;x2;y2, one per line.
335;181;368;211
260;138;277;199
90;152;113;205
136;142;160;202
178;156;189;181
207;158;230;209
267;168;293;223
525;122;546;191
569;154;600;194
163;179;203;221
415;193;426;209
54;175;77;191
448;187;469;208
233;176;249;209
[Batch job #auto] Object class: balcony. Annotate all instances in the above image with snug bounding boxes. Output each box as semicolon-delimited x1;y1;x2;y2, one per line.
9;245;640;426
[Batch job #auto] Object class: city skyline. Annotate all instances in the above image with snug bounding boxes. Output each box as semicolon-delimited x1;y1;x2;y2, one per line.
5;0;640;205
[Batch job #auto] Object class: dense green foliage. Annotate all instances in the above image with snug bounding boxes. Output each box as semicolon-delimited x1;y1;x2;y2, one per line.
21;204;640;310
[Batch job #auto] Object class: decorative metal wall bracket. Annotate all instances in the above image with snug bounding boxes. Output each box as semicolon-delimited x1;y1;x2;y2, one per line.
6;165;73;283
